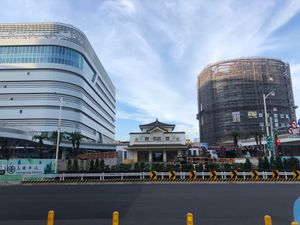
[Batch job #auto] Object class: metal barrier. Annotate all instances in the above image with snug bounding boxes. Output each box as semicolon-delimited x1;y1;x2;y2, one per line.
21;170;300;184
44;210;299;225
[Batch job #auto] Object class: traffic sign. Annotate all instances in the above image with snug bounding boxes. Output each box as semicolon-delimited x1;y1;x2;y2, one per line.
209;170;217;180
288;127;294;134
150;171;157;181
291;120;297;129
293;170;300;180
0;170;5;175
266;136;273;151
230;170;238;179
169;171;176;180
272;170;279;179
251;170;259;180
189;170;196;180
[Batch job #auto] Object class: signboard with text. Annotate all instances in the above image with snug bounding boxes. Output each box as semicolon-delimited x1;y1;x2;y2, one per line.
0;159;55;175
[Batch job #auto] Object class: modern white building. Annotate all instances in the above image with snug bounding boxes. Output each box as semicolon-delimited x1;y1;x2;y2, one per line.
0;22;115;144
127;119;186;163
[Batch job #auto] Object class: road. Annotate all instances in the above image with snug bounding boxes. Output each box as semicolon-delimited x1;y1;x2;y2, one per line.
0;183;299;225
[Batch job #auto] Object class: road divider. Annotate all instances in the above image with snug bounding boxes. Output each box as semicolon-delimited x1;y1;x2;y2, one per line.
43;210;299;224
47;210;54;225
186;213;193;225
112;211;119;225
21;170;300;184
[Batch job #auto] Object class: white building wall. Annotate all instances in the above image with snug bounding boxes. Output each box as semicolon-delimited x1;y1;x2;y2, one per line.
0;22;115;143
129;132;185;145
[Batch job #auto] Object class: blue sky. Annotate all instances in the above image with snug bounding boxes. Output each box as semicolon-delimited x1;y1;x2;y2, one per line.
1;0;300;141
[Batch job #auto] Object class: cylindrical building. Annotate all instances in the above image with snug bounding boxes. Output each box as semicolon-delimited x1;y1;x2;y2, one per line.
0;23;115;144
197;57;296;145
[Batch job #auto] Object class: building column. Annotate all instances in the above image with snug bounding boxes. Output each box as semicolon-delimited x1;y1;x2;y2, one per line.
149;151;152;163
61;149;67;160
133;151;138;163
163;150;167;163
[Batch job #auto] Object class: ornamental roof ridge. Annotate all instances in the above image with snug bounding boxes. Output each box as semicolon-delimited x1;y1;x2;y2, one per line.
139;118;175;131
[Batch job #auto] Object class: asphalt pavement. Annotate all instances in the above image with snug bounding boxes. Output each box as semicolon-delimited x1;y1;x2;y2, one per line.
0;183;299;225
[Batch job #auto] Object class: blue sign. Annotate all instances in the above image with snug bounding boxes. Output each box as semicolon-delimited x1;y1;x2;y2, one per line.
298;119;300;127
200;143;208;150
294;197;300;223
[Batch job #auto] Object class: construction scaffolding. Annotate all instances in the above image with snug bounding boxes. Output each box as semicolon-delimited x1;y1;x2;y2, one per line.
197;58;296;145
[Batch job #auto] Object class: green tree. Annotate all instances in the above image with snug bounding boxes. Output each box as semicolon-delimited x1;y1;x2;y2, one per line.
288;157;300;170
68;131;83;159
32;133;47;158
118;163;131;172
134;162;140;171
99;159;105;171
181;164;194;172
206;163;220;171
223;163;232;171
0;139;17;160
275;157;283;170
139;162;146;171
95;158;100;171
67;159;72;171
151;163;165;172
263;157;270;170
283;158;289;170
270;157;276;170
72;159;79;172
89;160;95;172
243;158;252;171
258;157;264;170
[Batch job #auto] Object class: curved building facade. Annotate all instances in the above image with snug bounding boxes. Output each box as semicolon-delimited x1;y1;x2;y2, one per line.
197;58;296;145
0;22;115;143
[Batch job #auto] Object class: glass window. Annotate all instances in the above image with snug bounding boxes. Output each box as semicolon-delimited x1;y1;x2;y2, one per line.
0;45;94;78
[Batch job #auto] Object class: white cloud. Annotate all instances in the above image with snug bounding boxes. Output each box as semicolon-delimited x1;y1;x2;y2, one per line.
90;0;300;139
1;0;300;140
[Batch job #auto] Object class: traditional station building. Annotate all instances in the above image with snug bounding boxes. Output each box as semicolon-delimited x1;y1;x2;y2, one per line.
127;119;186;164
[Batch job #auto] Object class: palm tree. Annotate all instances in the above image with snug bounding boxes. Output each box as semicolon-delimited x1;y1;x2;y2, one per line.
68;131;83;159
32;133;47;158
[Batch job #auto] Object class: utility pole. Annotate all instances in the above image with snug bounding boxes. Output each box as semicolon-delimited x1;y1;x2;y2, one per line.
54;97;63;174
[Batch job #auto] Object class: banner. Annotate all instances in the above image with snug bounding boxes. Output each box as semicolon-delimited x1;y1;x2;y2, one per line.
232;112;240;122
0;159;55;175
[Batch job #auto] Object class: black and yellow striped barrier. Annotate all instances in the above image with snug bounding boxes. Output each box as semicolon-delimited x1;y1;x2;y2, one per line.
21;170;300;184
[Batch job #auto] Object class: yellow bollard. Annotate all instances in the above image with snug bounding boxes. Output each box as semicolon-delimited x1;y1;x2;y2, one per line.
291;222;299;225
186;212;193;225
264;215;272;225
47;210;54;225
112;211;119;225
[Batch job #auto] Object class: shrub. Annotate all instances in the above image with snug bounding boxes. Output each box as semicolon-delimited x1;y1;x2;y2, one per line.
243;159;252;171
89;160;95;172
181;164;194;172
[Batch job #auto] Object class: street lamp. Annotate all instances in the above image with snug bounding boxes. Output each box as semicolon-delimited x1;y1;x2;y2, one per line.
54;97;63;174
263;90;275;157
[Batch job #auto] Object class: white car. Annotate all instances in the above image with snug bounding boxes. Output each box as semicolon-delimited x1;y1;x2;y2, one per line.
207;150;219;159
